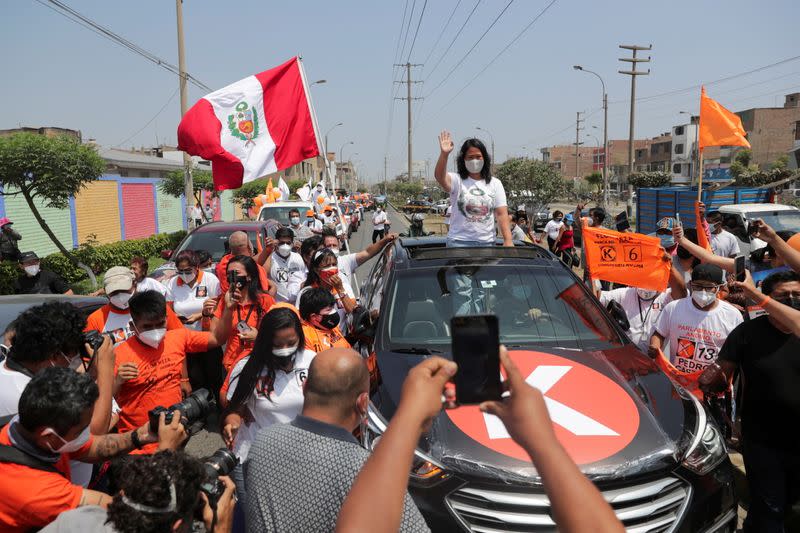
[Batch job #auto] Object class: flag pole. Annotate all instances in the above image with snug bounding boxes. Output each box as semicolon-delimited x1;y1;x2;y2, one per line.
297;56;356;266
696;149;704;202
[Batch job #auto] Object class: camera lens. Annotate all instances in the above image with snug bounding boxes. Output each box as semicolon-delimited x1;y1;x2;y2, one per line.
205;448;238;478
171;388;213;424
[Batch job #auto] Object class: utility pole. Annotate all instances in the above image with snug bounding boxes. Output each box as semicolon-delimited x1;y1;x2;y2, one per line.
574;111;584;182
394;62;422;183
176;0;193;228
383;155;388;195
619;44;651;217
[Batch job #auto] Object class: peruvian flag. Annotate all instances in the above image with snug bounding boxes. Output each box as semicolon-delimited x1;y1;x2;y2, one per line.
178;57;321;191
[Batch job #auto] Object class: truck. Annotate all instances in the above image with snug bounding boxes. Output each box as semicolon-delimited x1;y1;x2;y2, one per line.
636;186;800;255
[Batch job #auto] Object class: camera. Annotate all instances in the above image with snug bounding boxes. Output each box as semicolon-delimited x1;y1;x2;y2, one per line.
227;271;247;289
148;388;214;433
200;448;238;510
81;329;113;358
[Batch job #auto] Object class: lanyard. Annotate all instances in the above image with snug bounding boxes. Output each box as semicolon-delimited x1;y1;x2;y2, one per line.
236;302;256;326
636;296;657;326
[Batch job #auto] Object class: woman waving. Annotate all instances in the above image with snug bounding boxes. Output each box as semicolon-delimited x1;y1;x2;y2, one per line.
434;130;513;247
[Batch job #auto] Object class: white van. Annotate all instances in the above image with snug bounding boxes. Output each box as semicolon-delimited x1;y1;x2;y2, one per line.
716;203;800;256
257;201;312;225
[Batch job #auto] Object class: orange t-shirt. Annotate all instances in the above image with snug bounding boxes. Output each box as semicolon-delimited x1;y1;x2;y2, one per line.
301;321;351;353
85;304;183;345
0;425;93;532
216;254;270;293
114;328;210;454
215;293;275;371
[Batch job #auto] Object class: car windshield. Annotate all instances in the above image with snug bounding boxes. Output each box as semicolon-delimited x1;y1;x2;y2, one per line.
176;231;256;261
746;210;800;234
258;206;306;223
385;264;623;351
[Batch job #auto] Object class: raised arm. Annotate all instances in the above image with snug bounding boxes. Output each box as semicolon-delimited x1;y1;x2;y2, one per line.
434;131;454;193
89;335;115;435
673;226;734;272
732;270;800;336
355;233;397;265
751;218;800;273
208;291;235;347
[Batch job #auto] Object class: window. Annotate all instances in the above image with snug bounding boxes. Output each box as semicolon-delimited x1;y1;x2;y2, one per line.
650;145;659;155
674;144;684;155
674;126;684;136
553;161;562;170
673;164;682;174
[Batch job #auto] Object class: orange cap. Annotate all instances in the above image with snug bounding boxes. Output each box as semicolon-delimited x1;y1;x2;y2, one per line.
306;209;315;217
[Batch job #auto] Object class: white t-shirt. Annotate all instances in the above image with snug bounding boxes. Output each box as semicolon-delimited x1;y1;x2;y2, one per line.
447;172;508;243
544;219;564;241
372;211;387;230
337;253;359;292
226;349;316;462
269;251;307;303
191;206;202;219
165;271;221;331
0;362;33;416
511;224;526;242
305;218;323;233
600;288;673;352
710;230;740;258
655;297;743;372
444;205;452;225
135;277;167;295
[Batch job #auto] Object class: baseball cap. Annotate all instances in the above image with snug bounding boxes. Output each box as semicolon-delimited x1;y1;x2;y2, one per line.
305;210;315;217
691;263;726;285
0;217;12;228
656;217;676;232
564;213;574;223
104;266;135;293
18;251;38;263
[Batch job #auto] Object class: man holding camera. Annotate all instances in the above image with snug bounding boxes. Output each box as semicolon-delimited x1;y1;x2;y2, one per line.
0;368;188;532
113;290;234;454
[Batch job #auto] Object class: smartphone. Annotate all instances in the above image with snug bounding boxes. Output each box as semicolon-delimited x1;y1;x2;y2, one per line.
615;211;630;232
451;315;501;404
734;254;746;282
227;271;247;288
675;212;682;227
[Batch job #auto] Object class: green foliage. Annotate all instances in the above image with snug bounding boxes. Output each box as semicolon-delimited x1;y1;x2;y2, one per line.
734;149;752;167
495;158;571;207
584;171;603;192
387;181;423;203
287;178;306;194
0;133;106;209
770;154;789;171
735;167;793;187
628;171;672;188
160;169;215;201
231;177;270;212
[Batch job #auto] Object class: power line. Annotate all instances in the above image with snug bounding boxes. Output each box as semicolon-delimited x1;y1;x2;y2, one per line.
405;0;429;63
436;0;558;112
114;87;180;148
397;0;418;66
422;0;482;92
425;0;515;100
420;0;462;68
392;0;412;66
34;0;212;92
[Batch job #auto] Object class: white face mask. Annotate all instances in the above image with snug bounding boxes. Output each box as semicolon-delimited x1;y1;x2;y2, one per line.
138;327;166;348
290;216;300;226
110;292;133;310
636;288;658;300
24;265;40;277
43;424;91;454
277;243;292;257
329;247;340;255
273;345;298;359
179;272;196;284
691;290;717;308
465;159;484;174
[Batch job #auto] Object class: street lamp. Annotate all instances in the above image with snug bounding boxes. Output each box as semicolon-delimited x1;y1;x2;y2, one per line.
322;122;343;183
476;126;496;170
339;141;354;163
573;65;609;208
679;111;699;185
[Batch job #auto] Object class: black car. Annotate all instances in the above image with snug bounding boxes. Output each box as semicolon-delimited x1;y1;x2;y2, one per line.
354;237;736;533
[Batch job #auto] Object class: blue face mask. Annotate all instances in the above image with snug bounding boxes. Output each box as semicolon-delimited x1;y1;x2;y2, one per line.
658;234;675;248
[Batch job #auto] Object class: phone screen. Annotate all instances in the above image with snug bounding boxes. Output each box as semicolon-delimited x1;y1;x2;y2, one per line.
615;211;630;232
451;315;501;404
734;255;746;282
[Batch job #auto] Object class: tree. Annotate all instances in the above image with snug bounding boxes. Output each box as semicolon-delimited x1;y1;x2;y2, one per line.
287;178;306;194
585;171;603;193
231;177;270;214
495;158;571;208
0;133;105;264
628;171;671;188
730;148;758;181
160;169;216;220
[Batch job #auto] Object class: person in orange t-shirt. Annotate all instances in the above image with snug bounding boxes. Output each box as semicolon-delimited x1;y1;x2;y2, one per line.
298;287;351;353
210;255;276;372
113;290;233;454
216;230;275;295
0;368;185;532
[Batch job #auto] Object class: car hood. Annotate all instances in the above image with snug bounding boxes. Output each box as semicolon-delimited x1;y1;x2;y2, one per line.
373;345;688;482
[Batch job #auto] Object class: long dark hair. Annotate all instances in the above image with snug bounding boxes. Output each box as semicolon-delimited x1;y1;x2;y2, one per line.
228;307;305;407
456;138;492;182
303;248;338;288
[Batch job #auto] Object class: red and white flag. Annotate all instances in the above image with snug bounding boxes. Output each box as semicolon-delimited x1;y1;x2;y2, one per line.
178;57;321;191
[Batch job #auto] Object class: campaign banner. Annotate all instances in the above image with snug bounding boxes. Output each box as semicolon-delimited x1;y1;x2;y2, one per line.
582;226;671;292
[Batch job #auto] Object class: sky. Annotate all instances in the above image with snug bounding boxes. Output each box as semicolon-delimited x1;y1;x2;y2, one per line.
2;0;799;184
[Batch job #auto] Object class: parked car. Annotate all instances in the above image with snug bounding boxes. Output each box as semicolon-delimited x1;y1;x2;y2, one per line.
353;237;736;532
0;295;108;346
432;199;449;215
257;201;313;225
152;221;276;283
716;203;800;256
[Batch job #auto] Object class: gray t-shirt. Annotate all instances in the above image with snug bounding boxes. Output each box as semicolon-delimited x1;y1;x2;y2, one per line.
40;506;116;533
245;415;430;533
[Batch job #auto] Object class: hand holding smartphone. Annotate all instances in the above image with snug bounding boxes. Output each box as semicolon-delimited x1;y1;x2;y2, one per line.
451;315;502;404
734;254;746;282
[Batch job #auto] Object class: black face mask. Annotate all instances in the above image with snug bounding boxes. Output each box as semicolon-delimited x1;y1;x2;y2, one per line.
775;295;800;311
319;311;340;330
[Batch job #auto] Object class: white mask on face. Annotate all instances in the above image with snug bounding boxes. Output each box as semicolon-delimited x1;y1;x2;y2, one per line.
636;288;658;300
277;244;292;258
290;216;300;226
179;272;196;284
138;327;166;348
43;424;91;454
110;292;133;310
24;265;40;277
329;247;340;255
465;159;484;174
272;345;298;359
691;290;717;308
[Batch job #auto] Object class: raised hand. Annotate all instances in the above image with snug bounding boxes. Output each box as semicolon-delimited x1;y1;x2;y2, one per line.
439;130;454;154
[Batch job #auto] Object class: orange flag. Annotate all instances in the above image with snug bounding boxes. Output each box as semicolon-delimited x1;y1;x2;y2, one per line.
582;225;671;291
694;201;712;252
653;349;703;399
699;86;750;150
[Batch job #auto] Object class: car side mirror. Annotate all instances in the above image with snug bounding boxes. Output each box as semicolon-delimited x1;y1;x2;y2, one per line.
606;300;630;332
161;249;173;260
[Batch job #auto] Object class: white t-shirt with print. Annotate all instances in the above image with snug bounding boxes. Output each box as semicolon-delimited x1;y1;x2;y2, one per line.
710;230;740;258
269;251;307;303
600;288;673;352
165;271;221;331
135;276;167;295
226;349;316;462
544;219;564;241
447;172;508;243
655;297;743;372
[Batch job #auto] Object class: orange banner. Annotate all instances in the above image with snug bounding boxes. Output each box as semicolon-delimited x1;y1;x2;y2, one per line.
694;201;713;252
699;86;751;150
582;226;671;291
653;348;703;399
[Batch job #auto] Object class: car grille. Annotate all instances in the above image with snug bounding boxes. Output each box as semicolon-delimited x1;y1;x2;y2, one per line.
445;475;691;532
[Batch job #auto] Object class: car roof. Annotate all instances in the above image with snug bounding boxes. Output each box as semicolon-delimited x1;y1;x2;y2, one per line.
0;295;109;331
191;221;270;233
391;237;558;269
718;203;799;213
258;201;312;208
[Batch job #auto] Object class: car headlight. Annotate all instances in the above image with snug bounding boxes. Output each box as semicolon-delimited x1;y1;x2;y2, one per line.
681;393;727;475
364;403;450;487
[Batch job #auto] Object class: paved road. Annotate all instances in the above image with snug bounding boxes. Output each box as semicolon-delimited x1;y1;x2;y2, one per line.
185;206;409;459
